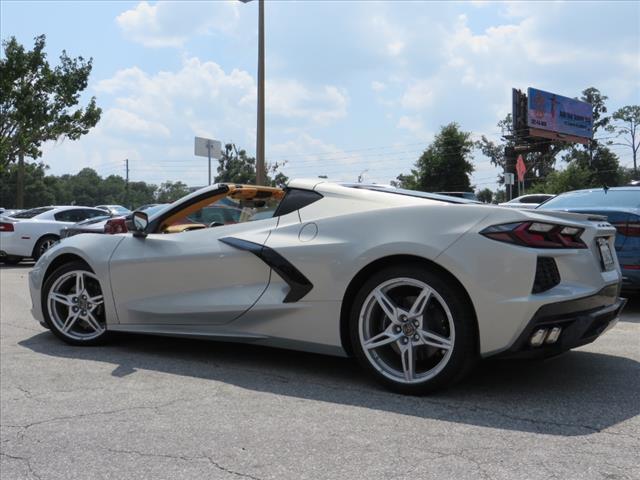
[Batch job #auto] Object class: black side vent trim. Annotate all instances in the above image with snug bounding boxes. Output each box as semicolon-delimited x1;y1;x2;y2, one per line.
219;237;313;303
273;188;323;217
532;257;561;294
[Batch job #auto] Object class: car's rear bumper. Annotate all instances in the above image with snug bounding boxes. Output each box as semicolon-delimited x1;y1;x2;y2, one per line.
0;231;33;257
491;284;626;359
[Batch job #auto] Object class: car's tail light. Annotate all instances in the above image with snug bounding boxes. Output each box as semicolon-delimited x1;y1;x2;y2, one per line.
611;219;640;237
0;222;14;232
481;221;587;248
104;217;128;234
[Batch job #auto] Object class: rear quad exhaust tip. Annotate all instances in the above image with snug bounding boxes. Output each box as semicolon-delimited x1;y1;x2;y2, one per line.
529;329;547;347
545;327;562;344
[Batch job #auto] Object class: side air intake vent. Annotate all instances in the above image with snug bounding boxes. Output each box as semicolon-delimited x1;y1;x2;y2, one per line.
532;257;560;294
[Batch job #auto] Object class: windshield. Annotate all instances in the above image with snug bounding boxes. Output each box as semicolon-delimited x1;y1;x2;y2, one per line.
538;189;640;210
140;204;168;216
9;207;54;219
185;197;279;226
112;206;131;215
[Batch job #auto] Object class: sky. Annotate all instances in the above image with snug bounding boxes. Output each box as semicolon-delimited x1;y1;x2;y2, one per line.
1;0;639;190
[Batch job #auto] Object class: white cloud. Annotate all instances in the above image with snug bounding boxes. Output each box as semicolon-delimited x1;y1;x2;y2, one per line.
371;81;386;92
102;108;171;138
401;80;435;110
370;15;408;59
269;133;367;182
116;1;240;48
264;80;348;125
387;40;405;57
396;115;424;135
39;56;350;185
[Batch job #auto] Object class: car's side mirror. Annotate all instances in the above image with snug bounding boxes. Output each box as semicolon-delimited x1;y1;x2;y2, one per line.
126;211;149;237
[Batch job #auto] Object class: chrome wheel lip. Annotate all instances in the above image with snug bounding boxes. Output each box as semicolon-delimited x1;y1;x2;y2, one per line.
47;270;106;341
358;277;455;385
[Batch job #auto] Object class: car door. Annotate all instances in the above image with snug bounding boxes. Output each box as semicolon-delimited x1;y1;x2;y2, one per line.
108;213;278;326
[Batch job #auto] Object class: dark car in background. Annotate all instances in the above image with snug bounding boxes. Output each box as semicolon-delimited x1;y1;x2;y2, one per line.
537;187;640;292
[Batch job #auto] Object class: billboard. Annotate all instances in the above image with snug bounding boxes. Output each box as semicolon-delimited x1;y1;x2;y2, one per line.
527;88;593;139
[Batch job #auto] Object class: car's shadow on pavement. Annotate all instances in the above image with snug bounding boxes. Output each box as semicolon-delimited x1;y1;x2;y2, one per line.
0;262;35;270
19;330;640;438
620;295;640;322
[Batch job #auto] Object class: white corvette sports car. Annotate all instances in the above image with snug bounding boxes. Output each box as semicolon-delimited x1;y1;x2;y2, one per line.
29;180;626;393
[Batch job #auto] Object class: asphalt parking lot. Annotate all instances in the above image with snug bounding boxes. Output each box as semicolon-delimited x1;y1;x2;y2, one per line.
1;263;638;480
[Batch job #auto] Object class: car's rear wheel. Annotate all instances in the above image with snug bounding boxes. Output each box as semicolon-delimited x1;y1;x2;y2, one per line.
350;265;477;394
33;235;59;261
41;261;109;346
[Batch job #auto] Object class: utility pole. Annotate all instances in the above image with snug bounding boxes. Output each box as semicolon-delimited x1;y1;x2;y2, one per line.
239;0;266;185
125;159;130;209
504;146;515;201
256;0;265;185
207;142;212;185
16;153;24;209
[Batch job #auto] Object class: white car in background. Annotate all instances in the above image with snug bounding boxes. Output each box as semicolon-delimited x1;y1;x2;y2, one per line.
0;206;107;264
500;194;556;209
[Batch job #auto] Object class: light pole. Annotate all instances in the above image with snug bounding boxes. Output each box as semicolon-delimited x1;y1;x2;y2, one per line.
240;0;265;185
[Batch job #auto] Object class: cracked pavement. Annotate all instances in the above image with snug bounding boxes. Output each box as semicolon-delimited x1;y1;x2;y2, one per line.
1;264;639;480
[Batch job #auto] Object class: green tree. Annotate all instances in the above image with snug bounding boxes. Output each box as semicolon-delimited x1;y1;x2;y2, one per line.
66;168;102;205
0;35;101;169
394;123;474;192
476;114;564;190
580;87;610;157
608;105;640;175
99;175;127;206
128;181;157;209
540;163;593;194
215;143;288;186
476;188;493;203
0;161;56;208
562;88;622;186
567;146;622;187
156;181;190;203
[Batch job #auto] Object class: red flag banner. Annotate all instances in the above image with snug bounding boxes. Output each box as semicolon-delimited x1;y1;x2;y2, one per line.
516;155;527;182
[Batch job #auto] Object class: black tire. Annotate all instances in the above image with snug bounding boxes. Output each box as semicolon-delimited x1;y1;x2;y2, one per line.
1;255;23;265
33;235;59;261
41;261;109;346
349;264;477;395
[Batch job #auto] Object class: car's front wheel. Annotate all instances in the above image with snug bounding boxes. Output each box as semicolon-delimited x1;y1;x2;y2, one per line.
41;261;109;346
350;265;477;394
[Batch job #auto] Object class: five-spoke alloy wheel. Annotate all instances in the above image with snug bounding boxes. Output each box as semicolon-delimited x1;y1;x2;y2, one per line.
42;261;108;345
350;265;476;394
